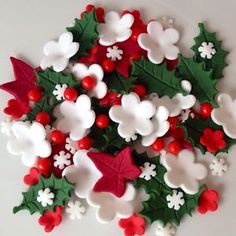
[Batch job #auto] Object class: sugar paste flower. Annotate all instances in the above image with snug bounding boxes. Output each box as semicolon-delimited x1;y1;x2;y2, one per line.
139;162;157;181
158;16;174;29
138;21;179;64
109;93;155;141
62;150;102;198
166;190;185;210
211;93;236;139
65;200;86;220
162;150;208;194
40;32;79;72
0;119;13;136
198;42;216;59
7;121;51;166
156;222;177;236
53;151;71;170
98;11;134;46
209;158;228;176
55;94;95;141
37;188;55;207
106;46;123;61
52;84;68;101
72;63;107;99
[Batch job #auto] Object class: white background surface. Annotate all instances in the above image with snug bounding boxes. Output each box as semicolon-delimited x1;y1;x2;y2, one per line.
0;0;236;235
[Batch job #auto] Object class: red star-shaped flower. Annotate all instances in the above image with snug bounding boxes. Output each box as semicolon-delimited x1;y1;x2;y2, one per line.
88;147;141;197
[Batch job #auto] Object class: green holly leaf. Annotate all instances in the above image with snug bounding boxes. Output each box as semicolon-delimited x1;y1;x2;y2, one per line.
13;174;74;215
177;55;218;106
67;10;99;58
192;23;229;80
132;57;187;97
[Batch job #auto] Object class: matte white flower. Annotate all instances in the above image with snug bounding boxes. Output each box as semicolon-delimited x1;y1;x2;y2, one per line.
156;222;177;236
55;94;95;141
40;32;79;72
139;162;156;181
98;11;134;46
138;21;179;64
142;106;169;146
211;93;236;139
53;151;71;170
66;200;86;220
158;16;174;29
73;63;107;99
0;119;13;136
7;121;51;167
109;93;155;141
37;188;54;207
209;158;228;176
62;150;102;198
166;190;185;210
162;150;208;194
52;84;68;101
65;137;78;154
198;42;216;59
106;46;123;61
179;109;195;123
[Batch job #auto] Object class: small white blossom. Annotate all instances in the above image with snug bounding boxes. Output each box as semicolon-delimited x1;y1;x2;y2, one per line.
65;137;78;154
166;190;185;210
198;42;216;59
106;46;123;61
139;162;156;181
66;200;86;220
37;188;54;207
53;151;71;170
209;158;228;176
53;84;68;101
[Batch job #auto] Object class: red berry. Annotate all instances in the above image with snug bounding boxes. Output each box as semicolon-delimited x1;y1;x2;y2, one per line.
132;85;147;99
131;28;141;41
50;130;65;145
28;87;44;102
168;116;179;130
96;114;110;128
167;140;182;155
64;87;78;101
37;158;52;177
171;127;185;141
102;59;115;73
151;138;165;152
77;137;93;150
35;112;50;126
81;76;97;91
200;103;213;119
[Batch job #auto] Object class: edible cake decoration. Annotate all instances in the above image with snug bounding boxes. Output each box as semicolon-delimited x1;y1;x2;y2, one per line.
0;4;234;235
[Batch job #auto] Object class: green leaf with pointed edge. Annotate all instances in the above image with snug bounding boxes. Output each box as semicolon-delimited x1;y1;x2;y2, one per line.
67;10;99;58
131;57;187;97
13;174;74;215
192;23;229;80
177;55;218;106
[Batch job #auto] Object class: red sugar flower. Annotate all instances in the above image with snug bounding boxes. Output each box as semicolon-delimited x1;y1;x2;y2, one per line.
200;128;226;154
23;167;40;186
82;4;105;23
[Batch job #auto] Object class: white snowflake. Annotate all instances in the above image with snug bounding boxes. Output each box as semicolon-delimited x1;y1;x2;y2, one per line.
66;200;86;220
156;222;177;236
209;158;228;176
198;42;216;59
179;109;194;123
139;162;156;181
53;151;71;170
53;84;68;101
0;119;13;136
106;46;123;61
166;190;185;210
37;188;54;207
65;137;78;154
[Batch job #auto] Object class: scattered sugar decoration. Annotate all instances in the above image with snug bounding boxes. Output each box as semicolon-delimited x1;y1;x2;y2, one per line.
65;200;86;220
52;84;68;101
106;46;123;61
198;42;216;59
65;137;78;154
139;162;157;181
37;188;55;207
156;222;177;236
166;190;185;210
209;158;228;176
53;151;71;170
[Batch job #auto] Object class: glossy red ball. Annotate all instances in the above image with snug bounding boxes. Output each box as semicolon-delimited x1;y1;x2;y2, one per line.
77;137;93;150
50;130;65;145
167;140;182;155
81;76;97;91
27;87;44;102
102;59;115;73
35;112;50;126
37;158;52;177
64;87;78;101
200;103;213;119
96;114;110;128
132;85;147;99
151;138;165;152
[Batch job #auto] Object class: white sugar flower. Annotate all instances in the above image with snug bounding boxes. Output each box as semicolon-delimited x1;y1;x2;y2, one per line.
0;119;13;136
198;42;216;59
156;222;176;236
65;137;78;154
162;150;208;194
73;63;107;99
109;93;155;141
106;46;123;61
98;11;134;46
166;190;185;210
7;121;51;167
53;151;71;170
139;162;156;181
209;158;228;176
37;188;54;207
52;84;68;101
54;94;95;141
158;16;174;29
66;200;86;220
138;21;179;64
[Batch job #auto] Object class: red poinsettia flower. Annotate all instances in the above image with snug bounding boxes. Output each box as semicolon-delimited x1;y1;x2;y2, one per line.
119;214;146;236
200;128;226;154
23;167;40;186
38;206;63;232
198;189;219;214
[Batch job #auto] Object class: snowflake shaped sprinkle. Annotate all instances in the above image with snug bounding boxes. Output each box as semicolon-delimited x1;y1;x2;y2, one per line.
53;151;71;170
209;158;228;176
106;46;123;61
52;84;68;101
37;188;55;207
166;190;185;210
198;42;216;59
139;162;157;181
156;222;177;236
65;200;86;220
65;137;78;154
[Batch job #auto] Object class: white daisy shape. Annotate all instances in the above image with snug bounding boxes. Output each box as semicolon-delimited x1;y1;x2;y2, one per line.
65;200;86;220
53;151;71;170
54;94;95;141
162;150;208;194
37;188;54;207
106;46;123;61
109;93;155;141
62;150;102;198
65;137;78;154
166;190;185;210
0;119;13;136
211;93;236;139
72;63;107;99
98;11;134;46
7;121;51;167
198;42;216;59
139;162;157;181
138;21;179;64
52;84;68;101
209;158;228;176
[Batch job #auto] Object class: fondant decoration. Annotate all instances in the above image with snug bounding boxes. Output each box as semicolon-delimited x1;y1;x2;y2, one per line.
23;167;40;186
65;137;78;154
53;151;71;170
139;162;157;181
138;21;179;64
166;190;185;210
162;150;208;194
198;42;216;59
158;16;174;29
65;200;86;220
106;46;123;61
45;125;56;140
179;109;194;123
7;121;51;166
156;222;177;236
40;32;79;72
209;158;228;176
133;140;157;158
98;11;134;46
52;84;68;101
0;119;13;136
37;188;55;207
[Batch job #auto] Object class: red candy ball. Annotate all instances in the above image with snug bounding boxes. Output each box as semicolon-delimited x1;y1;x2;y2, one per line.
151;138;165;152
81;76;97;91
102;59;115;73
77;137;93;150
167;140;182;155
64;87;78;101
168;116;179;130
96;114;110;129
200;103;213;119
37;158;52;177
132;85;147;99
28;87;44;102
35;112;50;126
50;130;65;145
